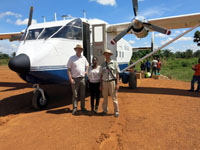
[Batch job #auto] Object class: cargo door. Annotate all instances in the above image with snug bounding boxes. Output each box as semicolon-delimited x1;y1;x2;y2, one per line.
92;24;106;65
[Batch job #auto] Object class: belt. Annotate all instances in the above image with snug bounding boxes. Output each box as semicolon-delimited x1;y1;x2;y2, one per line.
73;77;84;79
103;79;116;82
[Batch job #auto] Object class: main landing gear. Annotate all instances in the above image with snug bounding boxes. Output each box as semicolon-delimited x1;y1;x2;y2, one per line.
32;84;48;110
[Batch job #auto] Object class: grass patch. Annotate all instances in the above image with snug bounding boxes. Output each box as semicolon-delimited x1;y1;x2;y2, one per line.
131;57;198;82
160;58;197;82
0;58;9;66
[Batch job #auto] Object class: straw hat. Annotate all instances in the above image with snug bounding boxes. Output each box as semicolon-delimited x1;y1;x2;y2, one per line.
103;49;113;55
74;44;84;50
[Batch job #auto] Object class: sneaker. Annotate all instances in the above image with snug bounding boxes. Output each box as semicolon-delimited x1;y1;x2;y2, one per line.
195;90;199;92
72;108;77;115
114;112;119;118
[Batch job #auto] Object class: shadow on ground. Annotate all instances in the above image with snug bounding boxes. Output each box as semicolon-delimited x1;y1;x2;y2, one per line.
0;83;76;117
1;82;199;117
119;86;200;98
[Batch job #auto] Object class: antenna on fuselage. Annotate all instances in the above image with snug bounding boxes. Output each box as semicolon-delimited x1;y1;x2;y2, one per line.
83;10;86;19
62;15;67;20
42;16;46;22
54;12;57;21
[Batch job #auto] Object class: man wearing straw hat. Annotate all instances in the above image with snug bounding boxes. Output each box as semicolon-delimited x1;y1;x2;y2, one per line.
100;49;120;117
67;44;89;115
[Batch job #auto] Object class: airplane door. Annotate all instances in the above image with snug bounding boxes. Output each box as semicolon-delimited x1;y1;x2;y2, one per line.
83;22;91;63
92;24;106;65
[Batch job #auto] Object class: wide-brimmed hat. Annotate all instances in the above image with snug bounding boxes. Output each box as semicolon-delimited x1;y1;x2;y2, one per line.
74;44;84;50
103;49;113;55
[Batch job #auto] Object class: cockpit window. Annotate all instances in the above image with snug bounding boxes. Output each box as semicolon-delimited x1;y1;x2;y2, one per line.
26;28;43;40
52;19;82;40
38;26;61;39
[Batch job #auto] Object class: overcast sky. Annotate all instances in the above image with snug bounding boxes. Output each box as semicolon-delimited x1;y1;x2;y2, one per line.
0;0;200;55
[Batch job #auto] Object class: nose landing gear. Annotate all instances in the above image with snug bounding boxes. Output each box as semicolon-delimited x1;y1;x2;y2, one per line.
32;84;48;110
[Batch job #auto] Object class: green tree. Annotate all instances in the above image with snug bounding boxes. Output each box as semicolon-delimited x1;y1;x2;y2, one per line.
185;49;193;58
162;49;174;59
194;30;200;46
193;50;200;57
0;53;9;59
175;51;183;58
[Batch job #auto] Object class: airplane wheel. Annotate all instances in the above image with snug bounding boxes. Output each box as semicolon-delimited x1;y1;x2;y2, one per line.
129;72;137;89
32;90;48;110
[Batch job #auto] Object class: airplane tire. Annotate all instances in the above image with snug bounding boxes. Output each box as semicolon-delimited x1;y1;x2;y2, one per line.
129;72;137;89
32;90;48;110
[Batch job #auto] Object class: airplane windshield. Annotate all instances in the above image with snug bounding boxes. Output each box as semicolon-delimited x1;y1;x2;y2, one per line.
26;28;43;40
38;26;61;39
52;19;82;40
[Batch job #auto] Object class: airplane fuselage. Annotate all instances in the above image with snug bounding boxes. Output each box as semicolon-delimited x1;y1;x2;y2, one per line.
9;18;133;85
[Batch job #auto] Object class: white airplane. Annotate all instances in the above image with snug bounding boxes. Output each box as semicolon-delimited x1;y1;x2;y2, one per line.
0;0;200;110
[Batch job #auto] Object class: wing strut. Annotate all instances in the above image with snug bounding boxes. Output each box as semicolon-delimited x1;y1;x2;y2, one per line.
120;24;200;73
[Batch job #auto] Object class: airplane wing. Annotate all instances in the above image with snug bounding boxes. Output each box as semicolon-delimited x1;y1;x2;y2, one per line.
107;22;131;34
107;13;200;34
148;13;200;30
0;32;23;42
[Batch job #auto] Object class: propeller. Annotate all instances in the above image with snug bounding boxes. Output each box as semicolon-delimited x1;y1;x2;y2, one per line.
22;6;33;41
28;6;33;27
132;0;138;17
143;22;171;35
111;0;171;45
111;24;133;45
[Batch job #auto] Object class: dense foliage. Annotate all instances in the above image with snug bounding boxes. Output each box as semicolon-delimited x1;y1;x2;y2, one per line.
194;30;200;46
131;49;200;60
0;52;9;59
130;48;200;82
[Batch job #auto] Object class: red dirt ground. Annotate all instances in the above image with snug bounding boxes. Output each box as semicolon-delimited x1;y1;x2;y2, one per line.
0;66;200;150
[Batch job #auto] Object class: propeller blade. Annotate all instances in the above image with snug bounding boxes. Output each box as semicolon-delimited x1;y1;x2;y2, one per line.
111;25;133;45
143;22;171;35
27;6;33;27
132;0;138;16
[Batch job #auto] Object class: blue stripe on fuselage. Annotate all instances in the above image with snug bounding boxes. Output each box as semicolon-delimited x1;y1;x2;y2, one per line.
23;63;128;84
26;69;69;84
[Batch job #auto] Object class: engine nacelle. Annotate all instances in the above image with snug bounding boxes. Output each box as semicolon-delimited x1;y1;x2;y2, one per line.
132;26;149;38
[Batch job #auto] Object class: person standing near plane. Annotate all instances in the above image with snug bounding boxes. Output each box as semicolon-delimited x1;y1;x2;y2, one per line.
67;44;89;115
151;56;158;77
157;58;162;75
146;59;151;73
100;49;120;117
188;58;200;92
88;57;101;113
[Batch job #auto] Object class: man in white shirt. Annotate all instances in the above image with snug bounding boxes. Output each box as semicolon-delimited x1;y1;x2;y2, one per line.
67;44;89;115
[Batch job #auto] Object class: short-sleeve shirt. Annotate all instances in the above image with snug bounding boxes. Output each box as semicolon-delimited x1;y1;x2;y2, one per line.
67;55;89;78
101;60;120;81
157;61;161;69
194;64;200;76
146;61;151;68
152;59;158;68
88;65;102;83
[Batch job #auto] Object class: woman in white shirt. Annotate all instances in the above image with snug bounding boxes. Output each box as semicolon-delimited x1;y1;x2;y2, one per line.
88;57;101;113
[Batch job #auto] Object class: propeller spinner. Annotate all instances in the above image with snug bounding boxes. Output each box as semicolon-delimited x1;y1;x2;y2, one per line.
111;0;171;45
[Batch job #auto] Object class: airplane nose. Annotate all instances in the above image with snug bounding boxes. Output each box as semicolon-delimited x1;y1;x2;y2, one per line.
8;54;30;74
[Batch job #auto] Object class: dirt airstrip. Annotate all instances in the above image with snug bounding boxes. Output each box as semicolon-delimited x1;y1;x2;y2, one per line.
0;66;200;150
